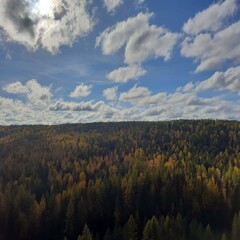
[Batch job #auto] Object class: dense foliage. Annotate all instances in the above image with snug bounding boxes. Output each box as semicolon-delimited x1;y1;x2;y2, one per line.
0;120;240;240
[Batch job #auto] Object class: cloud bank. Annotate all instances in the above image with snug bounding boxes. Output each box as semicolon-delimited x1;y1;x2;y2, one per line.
0;77;239;125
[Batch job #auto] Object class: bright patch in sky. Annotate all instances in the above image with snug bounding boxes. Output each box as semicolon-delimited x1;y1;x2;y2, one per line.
28;0;55;18
0;0;239;125
35;0;54;17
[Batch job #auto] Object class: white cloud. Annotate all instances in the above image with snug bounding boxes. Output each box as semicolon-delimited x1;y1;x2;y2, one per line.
137;92;167;105
96;12;179;65
177;82;195;93
0;80;240;125
103;86;118;100
183;0;237;35
115;86;240;121
119;85;150;102
195;66;240;95
49;100;102;111
3;79;52;108
3;81;29;94
139;92;240;120
26;80;52;107
70;84;92;98
0;96;63;125
181;21;240;72
107;65;146;83
135;0;144;4
0;97;27;111
103;0;123;13
49;99;118;119
0;0;95;53
118;85;167;106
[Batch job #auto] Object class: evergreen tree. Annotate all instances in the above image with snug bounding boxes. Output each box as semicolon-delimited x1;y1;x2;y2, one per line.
123;215;138;240
103;228;112;240
78;225;93;240
142;216;161;240
221;233;228;240
204;225;214;240
65;199;74;239
231;212;240;240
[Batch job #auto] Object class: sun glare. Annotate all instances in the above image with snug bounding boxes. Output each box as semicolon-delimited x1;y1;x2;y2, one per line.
38;0;54;17
31;0;54;18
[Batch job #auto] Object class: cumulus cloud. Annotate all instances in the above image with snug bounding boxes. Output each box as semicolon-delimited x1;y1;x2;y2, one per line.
70;84;92;98
1;81;240;124
118;85;168;106
103;0;123;13
177;82;195;93
3;79;52;108
25;80;52;107
49;99;118;119
103;86;118;101
118;86;209;110
136;92;167;105
96;12;179;65
195;66;240;95
3;81;29;94
181;0;240;72
0;97;34;124
115;85;240;121
181;20;240;72
49;100;102;111
0;0;95;53
107;65;146;83
183;0;237;35
0;97;27;111
0;95;66;125
119;85;150;102
144;92;238;120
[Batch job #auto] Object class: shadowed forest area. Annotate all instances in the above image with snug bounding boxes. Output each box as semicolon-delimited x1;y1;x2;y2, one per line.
0;120;240;240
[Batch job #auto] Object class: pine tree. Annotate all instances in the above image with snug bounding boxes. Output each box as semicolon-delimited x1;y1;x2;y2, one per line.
221;233;228;240
204;225;214;240
65;199;74;239
231;212;240;240
142;216;161;240
78;225;93;240
103;228;112;240
123;215;138;240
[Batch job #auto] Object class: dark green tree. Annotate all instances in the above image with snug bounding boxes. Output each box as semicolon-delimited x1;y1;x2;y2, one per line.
78;225;93;240
123;215;138;240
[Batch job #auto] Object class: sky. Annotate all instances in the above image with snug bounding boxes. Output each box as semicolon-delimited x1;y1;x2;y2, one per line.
0;0;240;125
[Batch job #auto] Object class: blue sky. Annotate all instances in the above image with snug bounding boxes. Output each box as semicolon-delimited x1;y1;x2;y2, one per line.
0;0;239;124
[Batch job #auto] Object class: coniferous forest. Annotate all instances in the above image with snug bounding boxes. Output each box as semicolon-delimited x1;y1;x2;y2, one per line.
0;120;240;240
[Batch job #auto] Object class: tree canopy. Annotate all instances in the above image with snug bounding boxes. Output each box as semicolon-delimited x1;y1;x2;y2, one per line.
0;120;239;239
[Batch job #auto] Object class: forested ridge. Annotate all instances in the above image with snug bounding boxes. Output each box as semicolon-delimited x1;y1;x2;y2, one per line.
0;120;240;240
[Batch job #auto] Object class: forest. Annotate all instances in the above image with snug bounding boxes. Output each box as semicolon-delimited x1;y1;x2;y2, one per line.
0;120;240;240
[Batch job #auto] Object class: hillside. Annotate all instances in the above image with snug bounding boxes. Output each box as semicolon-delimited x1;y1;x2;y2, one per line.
0;120;240;240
